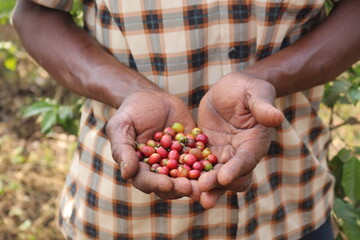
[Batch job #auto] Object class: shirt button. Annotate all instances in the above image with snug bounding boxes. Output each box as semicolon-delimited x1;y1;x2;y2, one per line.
228;48;239;59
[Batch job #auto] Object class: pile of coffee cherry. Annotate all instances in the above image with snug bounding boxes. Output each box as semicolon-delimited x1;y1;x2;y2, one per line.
136;123;218;179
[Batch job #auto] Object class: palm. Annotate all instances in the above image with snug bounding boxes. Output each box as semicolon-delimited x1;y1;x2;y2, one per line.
197;73;283;207
199;95;271;165
106;90;200;200
115;91;195;144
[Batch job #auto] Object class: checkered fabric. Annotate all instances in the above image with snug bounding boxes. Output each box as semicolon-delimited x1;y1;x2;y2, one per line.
32;0;335;239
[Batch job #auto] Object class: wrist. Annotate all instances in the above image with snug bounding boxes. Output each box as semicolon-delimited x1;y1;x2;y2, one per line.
241;64;283;97
89;63;163;108
240;49;306;98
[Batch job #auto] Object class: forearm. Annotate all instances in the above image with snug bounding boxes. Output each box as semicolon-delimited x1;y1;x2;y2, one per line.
12;0;161;108
243;0;360;97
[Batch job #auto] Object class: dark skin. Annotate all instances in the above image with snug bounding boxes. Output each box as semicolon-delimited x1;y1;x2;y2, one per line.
197;74;284;207
13;0;360;208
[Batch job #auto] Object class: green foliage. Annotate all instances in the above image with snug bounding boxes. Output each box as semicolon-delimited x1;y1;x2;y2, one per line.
324;0;334;15
329;148;360;203
323;65;360;108
0;0;85;136
325;64;360;239
342;156;360;203
0;41;18;72
71;0;84;27
333;197;360;240
322;6;360;238
0;0;83;25
0;0;16;24
23;98;83;135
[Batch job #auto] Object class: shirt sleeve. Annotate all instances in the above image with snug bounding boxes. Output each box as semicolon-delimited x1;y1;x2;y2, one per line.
30;0;73;12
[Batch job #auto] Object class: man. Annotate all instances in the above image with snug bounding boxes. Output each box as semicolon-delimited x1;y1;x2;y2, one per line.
13;0;360;239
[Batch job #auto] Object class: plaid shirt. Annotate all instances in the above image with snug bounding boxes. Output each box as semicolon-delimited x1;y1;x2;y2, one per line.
32;0;335;239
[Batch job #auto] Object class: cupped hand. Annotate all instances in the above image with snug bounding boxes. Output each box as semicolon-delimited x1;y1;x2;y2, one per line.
106;90;201;200
197;72;284;208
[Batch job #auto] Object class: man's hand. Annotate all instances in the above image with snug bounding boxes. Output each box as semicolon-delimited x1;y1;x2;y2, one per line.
197;72;284;208
106;90;202;200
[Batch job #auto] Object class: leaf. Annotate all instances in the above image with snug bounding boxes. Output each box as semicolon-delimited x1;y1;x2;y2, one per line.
330;156;344;184
335;233;345;240
323;80;351;108
329;155;345;198
324;0;334;14
342;156;360;202
353;64;360;75
349;87;360;105
23;101;55;118
4;56;17;71
0;0;16;17
338;148;353;162
41;109;57;134
58;106;73;124
333;198;360;240
61;119;79;136
353;146;360;155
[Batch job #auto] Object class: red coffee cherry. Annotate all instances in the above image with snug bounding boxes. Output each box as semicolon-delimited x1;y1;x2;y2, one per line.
135;123;218;179
160;134;173;149
141;146;155;157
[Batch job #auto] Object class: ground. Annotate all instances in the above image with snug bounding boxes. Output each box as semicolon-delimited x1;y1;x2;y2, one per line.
0;24;75;240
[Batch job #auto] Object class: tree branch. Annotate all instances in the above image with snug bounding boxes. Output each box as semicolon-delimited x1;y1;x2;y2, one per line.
330;117;360;130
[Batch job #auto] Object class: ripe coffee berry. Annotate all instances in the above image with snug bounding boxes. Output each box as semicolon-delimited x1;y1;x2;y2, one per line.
168;150;179;160
206;154;218;165
163;127;176;137
153;132;163;141
156;146;168;158
160;134;172;149
141;146;155;157
148;153;161;165
195;133;208;144
136;123;218;179
170;141;182;152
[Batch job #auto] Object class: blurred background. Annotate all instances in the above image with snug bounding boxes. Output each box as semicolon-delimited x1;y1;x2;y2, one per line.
0;0;359;239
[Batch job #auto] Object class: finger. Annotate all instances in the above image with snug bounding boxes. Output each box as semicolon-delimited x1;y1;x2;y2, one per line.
107;118;140;180
247;85;284;127
199;164;253;192
251;100;284;127
111;128;139;179
198;164;223;192
154;178;192;200
118;143;141;180
130;162;173;193
199;188;226;209
200;174;252;209
189;180;202;202
218;124;272;185
217;149;257;186
172;177;192;196
221;172;253;192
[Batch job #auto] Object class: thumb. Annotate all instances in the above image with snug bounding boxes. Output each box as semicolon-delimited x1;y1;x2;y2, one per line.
106;115;139;180
250;100;284;127
247;83;284;127
115;142;140;180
